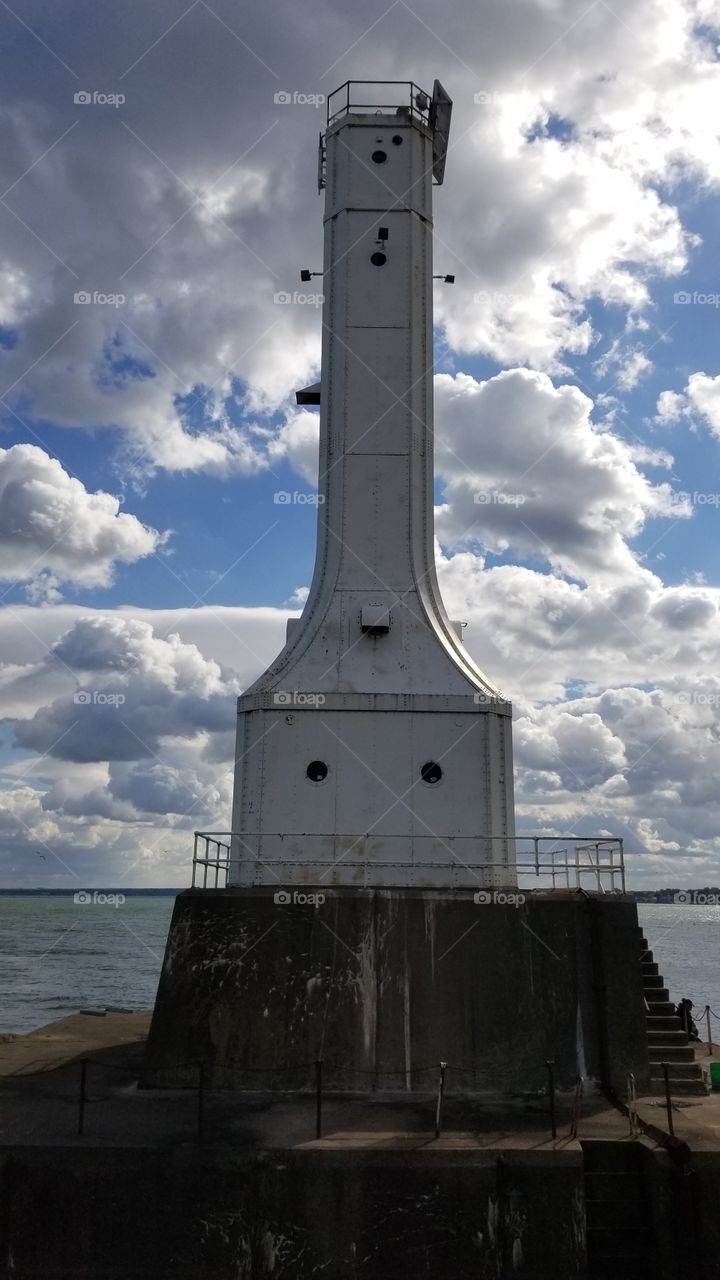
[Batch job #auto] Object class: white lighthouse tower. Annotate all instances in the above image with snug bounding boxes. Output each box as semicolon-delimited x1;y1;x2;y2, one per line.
230;81;516;889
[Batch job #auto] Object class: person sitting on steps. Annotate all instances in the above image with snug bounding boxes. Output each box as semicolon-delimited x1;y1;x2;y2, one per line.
675;997;700;1041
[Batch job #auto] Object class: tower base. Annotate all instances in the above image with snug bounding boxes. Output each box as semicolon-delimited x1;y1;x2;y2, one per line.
143;888;649;1095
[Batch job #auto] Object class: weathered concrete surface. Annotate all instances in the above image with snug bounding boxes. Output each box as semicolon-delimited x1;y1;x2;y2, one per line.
3;1140;719;1278
0;1011;150;1077
143;889;649;1095
0;1145;586;1278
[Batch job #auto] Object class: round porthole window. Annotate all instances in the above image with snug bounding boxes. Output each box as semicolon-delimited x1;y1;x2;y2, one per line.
370;251;387;267
420;761;443;785
307;760;329;783
392;134;403;145
372;149;387;164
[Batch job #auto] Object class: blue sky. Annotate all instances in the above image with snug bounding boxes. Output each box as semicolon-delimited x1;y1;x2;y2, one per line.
3;0;720;888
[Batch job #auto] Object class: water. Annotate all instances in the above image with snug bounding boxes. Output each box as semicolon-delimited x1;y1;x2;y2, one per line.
0;897;718;1036
0;895;176;1034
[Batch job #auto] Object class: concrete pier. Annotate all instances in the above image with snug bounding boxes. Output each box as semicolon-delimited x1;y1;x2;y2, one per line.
2;1013;720;1277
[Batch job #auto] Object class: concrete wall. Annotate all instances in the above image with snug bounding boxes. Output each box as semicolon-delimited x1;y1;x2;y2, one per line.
4;1144;720;1278
0;1146;586;1278
143;889;649;1095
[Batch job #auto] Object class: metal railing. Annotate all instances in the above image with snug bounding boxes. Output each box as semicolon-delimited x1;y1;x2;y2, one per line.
326;80;431;128
191;833;625;892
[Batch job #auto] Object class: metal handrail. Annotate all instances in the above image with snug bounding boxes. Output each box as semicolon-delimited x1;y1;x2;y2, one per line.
191;832;625;892
327;80;431;127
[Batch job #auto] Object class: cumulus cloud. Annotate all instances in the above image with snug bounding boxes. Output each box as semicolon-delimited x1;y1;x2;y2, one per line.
0;444;164;595
434;369;685;581
3;0;720;887
655;371;720;436
0;0;718;477
12;616;239;762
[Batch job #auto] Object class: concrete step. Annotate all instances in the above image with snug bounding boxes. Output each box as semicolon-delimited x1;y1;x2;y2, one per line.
640;960;659;976
650;1061;706;1080
646;1077;709;1097
648;1044;696;1062
642;979;668;997
647;1029;689;1046
646;1016;683;1033
646;1001;676;1016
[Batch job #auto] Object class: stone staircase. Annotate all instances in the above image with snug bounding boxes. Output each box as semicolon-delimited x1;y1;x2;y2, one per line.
638;927;709;1096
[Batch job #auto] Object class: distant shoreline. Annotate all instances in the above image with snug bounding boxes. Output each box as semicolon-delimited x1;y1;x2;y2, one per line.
0;887;184;896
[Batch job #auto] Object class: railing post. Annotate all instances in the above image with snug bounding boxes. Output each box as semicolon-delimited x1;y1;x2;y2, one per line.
435;1061;447;1139
192;832;197;888
627;1072;638;1138
681;1003;689;1037
619;838;625;893
662;1062;675;1136
546;1060;556;1139
706;1005;713;1054
569;1076;583;1140
77;1058;88;1136
315;1059;323;1139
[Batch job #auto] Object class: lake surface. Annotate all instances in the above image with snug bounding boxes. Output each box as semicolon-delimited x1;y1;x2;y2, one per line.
0;896;718;1035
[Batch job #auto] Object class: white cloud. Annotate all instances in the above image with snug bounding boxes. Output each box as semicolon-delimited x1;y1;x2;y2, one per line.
0;444;164;594
434;369;686;582
12;615;239;762
0;0;718;475
655;371;720;436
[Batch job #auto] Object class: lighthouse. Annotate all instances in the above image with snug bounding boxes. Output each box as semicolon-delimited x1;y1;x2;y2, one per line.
145;83;648;1109
230;81;516;888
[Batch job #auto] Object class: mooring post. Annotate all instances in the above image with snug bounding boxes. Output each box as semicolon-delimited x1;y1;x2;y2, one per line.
315;1059;323;1139
77;1058;88;1137
196;1063;205;1140
662;1062;675;1136
705;1005;712;1054
434;1061;447;1139
546;1060;556;1139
